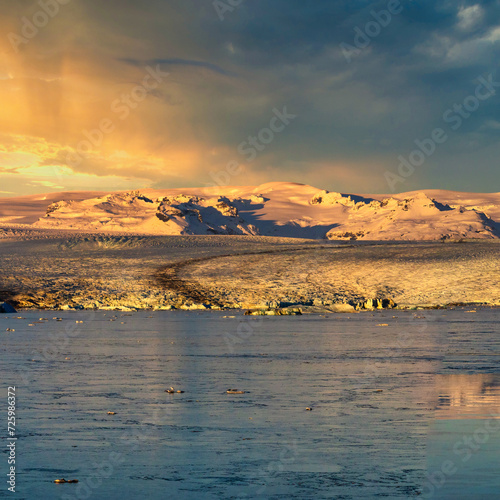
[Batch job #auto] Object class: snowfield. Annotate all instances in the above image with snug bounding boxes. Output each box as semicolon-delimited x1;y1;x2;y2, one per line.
0;182;498;312
1;182;499;240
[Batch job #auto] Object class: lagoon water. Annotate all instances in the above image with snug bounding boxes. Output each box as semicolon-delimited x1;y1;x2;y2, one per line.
1;308;499;499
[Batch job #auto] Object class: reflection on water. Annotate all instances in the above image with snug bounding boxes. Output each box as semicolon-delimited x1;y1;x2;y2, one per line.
425;374;500;499
435;374;500;419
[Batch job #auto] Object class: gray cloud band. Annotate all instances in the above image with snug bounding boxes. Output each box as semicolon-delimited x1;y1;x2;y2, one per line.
385;73;500;192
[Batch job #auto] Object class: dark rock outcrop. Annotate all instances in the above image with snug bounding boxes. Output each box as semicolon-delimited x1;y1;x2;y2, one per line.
0;302;16;313
354;298;396;310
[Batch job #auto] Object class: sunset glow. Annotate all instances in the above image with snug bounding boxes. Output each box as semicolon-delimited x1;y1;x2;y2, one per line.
1;1;500;196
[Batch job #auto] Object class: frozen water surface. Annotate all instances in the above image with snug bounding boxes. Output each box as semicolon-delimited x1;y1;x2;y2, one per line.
1;308;499;499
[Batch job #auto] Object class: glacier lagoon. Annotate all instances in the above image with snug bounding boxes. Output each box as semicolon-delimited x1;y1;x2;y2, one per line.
2;308;500;499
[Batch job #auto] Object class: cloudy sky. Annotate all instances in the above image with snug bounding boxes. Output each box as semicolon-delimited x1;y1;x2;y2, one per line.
0;0;499;196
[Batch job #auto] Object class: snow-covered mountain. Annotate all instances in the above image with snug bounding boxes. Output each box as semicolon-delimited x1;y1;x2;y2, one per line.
2;182;499;240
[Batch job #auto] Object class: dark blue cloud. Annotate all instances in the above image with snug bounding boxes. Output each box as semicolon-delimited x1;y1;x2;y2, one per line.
57;0;500;190
119;57;235;76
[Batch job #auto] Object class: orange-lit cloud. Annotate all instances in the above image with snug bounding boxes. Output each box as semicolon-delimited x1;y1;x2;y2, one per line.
1;1;499;197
